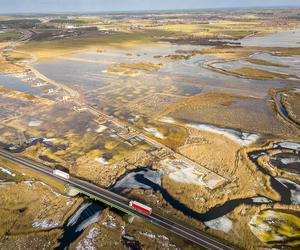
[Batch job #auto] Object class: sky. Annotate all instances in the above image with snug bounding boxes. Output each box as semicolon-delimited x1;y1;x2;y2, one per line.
0;0;299;14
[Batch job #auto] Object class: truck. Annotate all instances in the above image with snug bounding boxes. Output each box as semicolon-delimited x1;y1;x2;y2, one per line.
129;200;152;215
53;169;70;179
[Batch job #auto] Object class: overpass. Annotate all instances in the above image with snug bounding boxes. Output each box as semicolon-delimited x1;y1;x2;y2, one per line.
0;149;236;250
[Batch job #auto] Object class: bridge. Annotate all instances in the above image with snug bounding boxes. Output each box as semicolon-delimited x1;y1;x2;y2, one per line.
0;149;235;250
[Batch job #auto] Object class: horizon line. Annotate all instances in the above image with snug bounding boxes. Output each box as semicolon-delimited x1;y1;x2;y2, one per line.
0;5;300;16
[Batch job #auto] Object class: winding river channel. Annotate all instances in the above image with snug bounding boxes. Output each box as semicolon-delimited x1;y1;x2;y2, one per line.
56;201;104;250
109;156;298;224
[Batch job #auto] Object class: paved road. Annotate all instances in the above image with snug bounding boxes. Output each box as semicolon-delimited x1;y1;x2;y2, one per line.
0;150;236;250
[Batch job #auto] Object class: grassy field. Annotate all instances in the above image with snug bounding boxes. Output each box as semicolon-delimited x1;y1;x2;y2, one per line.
0;59;23;73
105;62;162;75
76;17;102;23
115;62;161;71
283;91;300;126
0;16;12;21
229;67;298;80
18;30;165;59
249;209;300;247
106;67;139;75
246;58;289;68
0;32;21;41
0;157;67;194
4;51;32;62
147;20;280;39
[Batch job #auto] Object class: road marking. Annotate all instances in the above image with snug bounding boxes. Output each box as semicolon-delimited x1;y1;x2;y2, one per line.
0;150;235;250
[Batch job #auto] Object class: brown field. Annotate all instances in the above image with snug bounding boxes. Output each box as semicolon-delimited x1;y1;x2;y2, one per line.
162;92;297;137
0;163;83;249
229;67;299;80
283;91;300;126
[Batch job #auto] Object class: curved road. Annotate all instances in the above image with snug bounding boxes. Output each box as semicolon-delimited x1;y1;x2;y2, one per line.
0;150;236;250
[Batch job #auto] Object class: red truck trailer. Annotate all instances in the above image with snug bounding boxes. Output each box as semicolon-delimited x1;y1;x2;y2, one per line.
129;200;152;215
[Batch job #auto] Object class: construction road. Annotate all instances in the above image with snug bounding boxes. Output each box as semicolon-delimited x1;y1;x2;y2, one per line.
0;149;236;250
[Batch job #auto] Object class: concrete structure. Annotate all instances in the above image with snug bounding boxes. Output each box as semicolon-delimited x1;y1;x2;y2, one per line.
0;149;234;250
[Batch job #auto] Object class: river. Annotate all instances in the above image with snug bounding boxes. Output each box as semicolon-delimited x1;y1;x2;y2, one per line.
56;201;104;250
109;165;294;223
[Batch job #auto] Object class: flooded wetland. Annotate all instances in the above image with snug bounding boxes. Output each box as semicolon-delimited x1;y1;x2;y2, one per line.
0;7;300;250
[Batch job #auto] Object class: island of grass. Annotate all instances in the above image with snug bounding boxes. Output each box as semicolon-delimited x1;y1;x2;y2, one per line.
115;62;161;71
106;62;161;75
0;32;21;42
246;58;289;68
227;67;299;80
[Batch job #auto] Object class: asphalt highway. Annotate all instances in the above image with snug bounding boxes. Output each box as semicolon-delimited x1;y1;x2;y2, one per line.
0;149;236;250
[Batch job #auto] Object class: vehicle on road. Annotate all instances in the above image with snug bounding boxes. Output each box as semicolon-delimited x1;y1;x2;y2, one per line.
53;169;69;179
129;200;152;215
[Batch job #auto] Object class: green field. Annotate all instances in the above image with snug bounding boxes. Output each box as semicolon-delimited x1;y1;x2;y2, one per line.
0;32;21;41
19;30;167;59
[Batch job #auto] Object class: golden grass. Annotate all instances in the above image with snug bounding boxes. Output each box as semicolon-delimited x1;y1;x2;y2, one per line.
0;32;20;41
249;209;300;247
116;62;161;71
76;17;102;23
0;157;66;194
246;58;289;68
106;62;161;76
148;20;279;39
4;51;32;62
282;91;300;126
0;59;23;73
18;31;164;59
229;67;298;80
105;66;138;75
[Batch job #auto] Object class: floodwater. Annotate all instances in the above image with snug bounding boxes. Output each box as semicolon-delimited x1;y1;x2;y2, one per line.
252;52;300;68
0;74;47;95
33;59;109;90
212;56;300;79
239;29;300;47
271;153;300;175
57;201;104;250
276;91;289;118
111;166;294;223
32;36;299;107
110;168;163;194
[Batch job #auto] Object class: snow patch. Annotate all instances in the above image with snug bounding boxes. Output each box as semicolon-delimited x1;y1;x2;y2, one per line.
67;202;92;227
75;211;101;232
204;216;233;233
102;215;117;229
39;181;63;197
24;180;34;187
76;227;100;250
96;125;107;133
159;116;175;124
169;167;206;186
66;200;74;207
144;127;165;139
187;123;259;146
140;231;156;239
110;168;162;193
43;138;57;142
28;120;43;127
276;177;300;204
160;158;224;189
249;219;272;232
252;197;272;203
0;167;16;177
206;178;223;189
280;158;300;165
95;157;109;165
32;219;60;229
277;142;300;151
